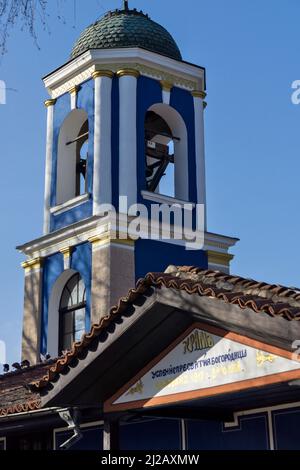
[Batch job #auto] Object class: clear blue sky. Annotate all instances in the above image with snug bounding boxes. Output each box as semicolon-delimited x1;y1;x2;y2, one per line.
0;0;300;365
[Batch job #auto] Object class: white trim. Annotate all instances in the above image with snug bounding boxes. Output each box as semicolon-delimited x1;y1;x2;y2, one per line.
18;212;238;260
50;193;90;215
43;48;204;97
0;437;6;450
141;190;195;208
53;420;104;450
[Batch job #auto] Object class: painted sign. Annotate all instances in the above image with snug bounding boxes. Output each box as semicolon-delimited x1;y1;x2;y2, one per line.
105;324;300;412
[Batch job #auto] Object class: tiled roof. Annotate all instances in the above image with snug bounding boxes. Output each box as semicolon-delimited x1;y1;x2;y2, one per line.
30;266;300;391
71;9;182;61
0;360;56;416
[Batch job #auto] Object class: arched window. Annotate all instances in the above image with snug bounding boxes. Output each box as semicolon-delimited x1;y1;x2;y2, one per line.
56;109;89;205
145;111;175;197
59;273;86;353
144;104;189;201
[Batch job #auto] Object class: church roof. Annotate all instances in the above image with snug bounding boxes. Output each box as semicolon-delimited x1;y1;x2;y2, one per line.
71;8;182;61
31;266;300;391
2;266;300;416
0;359;56;417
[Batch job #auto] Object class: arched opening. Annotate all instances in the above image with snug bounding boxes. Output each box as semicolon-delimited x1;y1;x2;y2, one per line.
47;269;86;357
56;109;89;205
144;104;188;200
59;273;86;354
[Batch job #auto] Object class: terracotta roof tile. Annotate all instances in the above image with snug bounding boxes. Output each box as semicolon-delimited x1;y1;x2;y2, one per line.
29;266;300;391
0;360;56;416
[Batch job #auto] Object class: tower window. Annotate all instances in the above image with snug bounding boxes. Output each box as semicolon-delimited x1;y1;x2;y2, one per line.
145;111;176;197
56;109;89;205
59;273;86;353
74;120;89;196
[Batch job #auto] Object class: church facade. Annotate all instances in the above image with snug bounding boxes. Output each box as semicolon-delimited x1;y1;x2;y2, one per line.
0;3;300;451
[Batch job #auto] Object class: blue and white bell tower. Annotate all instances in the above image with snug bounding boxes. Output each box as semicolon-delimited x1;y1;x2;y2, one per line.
18;3;238;364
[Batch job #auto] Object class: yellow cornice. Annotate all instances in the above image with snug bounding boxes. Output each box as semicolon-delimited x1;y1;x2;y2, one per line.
69;85;80;95
160;80;173;92
206;250;234;267
192;90;207;99
116;69;140;79
44;99;57;108
21;257;43;272
59;246;72;259
88;235;135;248
92;70;114;79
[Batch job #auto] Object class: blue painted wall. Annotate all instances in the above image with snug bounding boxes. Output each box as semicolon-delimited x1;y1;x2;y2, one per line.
41;252;64;354
135;239;208;280
187;414;269;450
40;242;92;354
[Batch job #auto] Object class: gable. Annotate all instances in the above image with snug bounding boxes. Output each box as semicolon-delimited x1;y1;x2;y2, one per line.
105;323;300;412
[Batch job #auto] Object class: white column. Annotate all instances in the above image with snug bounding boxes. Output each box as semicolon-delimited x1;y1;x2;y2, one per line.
69;86;78;110
160;80;173;106
92;71;113;214
43;99;56;234
193;91;207;229
117;69;139;210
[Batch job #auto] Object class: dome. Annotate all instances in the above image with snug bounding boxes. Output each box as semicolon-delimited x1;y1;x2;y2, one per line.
71;8;182;61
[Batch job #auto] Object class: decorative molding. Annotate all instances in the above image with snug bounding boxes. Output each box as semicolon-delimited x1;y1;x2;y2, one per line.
160;80;173;92
88;234;135;249
203;101;207;109
116;68;140;78
206;250;234;267
92;70;114;79
50;193;90;216
69;85;80;95
17;213;238;261
59;246;72;258
192;90;206;99
44;99;57;107
21;257;43;273
141;190;195;208
45;49;202;98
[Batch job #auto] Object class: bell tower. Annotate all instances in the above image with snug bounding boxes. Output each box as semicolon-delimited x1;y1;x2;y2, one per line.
18;3;238;364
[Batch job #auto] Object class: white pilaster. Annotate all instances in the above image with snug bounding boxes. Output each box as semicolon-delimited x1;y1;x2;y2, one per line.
43;99;56;235
92;71;113;214
160;81;173;106
117;69;139;209
193;91;207;229
69;86;78;110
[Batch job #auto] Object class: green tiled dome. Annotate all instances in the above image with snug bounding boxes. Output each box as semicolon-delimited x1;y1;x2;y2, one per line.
71;9;182;61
